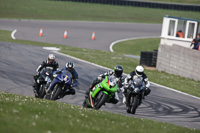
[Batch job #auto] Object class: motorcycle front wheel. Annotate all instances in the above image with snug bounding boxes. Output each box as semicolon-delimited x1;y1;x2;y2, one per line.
39;83;46;98
51;84;62;100
94;92;108;110
130;95;139;114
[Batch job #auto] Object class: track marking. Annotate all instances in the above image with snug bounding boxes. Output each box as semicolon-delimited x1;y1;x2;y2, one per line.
43;47;200;100
11;29;17;40
43;47;60;51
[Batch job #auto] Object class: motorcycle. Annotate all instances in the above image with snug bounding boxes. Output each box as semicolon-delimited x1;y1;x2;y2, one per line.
82;76;118;110
125;78;145;114
45;70;72;100
33;68;53;98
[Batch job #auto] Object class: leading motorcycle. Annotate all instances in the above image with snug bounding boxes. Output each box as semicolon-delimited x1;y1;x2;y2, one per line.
82;76;118;110
44;70;72;100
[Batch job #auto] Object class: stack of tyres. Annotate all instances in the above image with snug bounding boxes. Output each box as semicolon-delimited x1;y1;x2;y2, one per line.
140;51;153;67
151;50;158;67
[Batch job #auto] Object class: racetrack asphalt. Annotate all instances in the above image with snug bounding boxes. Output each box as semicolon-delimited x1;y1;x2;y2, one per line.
0;19;199;130
0;19;161;51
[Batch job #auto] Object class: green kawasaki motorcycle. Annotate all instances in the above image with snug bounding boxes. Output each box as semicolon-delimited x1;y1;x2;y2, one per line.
82;76;118;110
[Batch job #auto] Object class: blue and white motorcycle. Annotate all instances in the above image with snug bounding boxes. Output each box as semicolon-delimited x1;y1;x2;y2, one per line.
44;70;72;100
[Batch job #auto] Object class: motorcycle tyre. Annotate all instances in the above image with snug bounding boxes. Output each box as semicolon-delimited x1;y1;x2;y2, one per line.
51;85;62;100
127;108;131;113
95;93;108;110
38;83;46;98
130;95;139;114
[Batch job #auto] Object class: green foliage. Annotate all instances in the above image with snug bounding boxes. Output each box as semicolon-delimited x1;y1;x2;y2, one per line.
0;92;199;133
0;0;199;23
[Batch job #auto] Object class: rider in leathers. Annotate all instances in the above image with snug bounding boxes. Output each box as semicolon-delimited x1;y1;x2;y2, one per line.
121;65;151;104
85;65;124;104
33;54;59;97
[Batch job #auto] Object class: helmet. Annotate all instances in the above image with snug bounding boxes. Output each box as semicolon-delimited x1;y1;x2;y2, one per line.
47;54;55;64
65;62;75;71
135;66;144;77
114;65;123;77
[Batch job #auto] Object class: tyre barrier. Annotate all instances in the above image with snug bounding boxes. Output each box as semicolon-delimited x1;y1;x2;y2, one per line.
53;0;200;12
140;50;158;67
152;50;158;67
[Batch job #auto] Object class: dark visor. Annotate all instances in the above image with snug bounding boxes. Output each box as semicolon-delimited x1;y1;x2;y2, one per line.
136;70;143;76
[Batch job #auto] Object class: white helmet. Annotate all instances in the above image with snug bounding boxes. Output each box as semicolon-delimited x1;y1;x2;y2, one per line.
47;54;55;64
135;66;144;77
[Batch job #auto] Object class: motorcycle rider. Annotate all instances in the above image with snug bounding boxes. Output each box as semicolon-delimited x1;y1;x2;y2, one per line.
33;54;59;97
64;62;78;88
121;65;151;104
85;65;124;104
46;62;78;97
190;33;200;50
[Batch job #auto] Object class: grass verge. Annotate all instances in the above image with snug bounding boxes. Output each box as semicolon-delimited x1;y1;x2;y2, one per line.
0;91;199;133
0;0;200;24
135;0;200;4
113;38;160;55
0;29;200;98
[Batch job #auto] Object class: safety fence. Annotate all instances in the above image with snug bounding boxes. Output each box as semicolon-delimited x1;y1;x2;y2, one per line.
53;0;200;12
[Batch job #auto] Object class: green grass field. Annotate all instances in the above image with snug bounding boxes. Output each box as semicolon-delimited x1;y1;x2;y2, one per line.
113;38;160;55
1;92;199;133
0;0;199;24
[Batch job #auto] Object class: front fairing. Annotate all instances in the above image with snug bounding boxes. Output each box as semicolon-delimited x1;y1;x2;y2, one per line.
40;68;53;81
56;73;72;86
100;76;118;93
128;79;144;94
90;76;118;98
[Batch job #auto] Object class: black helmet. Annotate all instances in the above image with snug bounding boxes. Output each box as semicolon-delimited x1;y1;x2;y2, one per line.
65;62;75;71
114;65;123;77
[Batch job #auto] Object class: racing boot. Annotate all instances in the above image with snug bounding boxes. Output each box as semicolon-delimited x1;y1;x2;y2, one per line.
122;93;126;104
144;87;151;97
61;88;76;98
85;85;93;98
